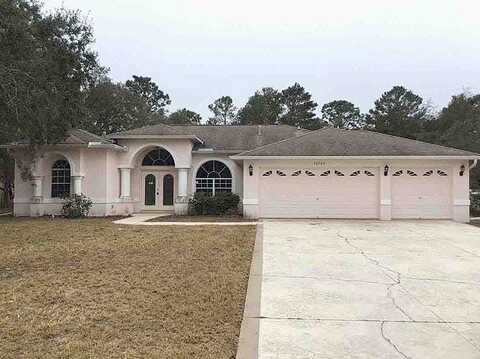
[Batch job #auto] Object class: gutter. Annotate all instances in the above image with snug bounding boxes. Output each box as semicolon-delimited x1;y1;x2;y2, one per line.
108;134;204;144
470;159;478;169
192;149;245;154
230;155;480;160
87;142;128;152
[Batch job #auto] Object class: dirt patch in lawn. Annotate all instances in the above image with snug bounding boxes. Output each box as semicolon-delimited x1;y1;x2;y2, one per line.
0;217;256;358
148;215;256;223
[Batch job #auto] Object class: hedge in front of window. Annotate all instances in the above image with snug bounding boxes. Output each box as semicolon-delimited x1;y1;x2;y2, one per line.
188;192;240;216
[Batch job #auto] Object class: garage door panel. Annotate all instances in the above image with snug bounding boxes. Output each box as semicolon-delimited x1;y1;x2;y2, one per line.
391;168;451;219
259;168;379;218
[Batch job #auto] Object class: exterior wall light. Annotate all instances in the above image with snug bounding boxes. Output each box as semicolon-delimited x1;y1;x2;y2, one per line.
460;164;465;176
384;165;389;176
249;164;254;176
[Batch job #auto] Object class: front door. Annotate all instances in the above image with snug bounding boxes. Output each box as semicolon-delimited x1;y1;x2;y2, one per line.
144;174;157;206
143;172;175;210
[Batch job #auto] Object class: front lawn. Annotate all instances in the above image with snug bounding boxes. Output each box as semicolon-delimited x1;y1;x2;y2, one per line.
0;218;256;358
148;215;256;223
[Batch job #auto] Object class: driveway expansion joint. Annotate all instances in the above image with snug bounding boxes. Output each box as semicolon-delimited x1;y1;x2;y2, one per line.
252;316;480;324
262;273;395;286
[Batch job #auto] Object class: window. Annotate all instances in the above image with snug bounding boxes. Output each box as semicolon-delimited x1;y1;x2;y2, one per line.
142;148;175;166
51;160;71;198
196;160;232;195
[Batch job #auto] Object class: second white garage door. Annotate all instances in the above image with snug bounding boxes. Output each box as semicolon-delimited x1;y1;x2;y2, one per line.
391;168;451;219
259;167;379;218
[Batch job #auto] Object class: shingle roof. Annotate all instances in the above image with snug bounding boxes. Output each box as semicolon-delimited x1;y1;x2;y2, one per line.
109;124;307;152
3;129;113;146
232;128;480;158
64;129;113;145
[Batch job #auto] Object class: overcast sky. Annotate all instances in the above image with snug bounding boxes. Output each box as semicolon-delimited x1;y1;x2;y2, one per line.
45;0;480;120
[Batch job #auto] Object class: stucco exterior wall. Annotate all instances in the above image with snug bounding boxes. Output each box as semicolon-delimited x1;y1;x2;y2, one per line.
13;147;130;217
13;142;472;222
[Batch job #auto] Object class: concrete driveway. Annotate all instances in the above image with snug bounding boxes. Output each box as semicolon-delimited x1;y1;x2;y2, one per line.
258;220;480;358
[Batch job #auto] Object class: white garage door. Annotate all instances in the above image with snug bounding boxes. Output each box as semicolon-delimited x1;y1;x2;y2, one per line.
259;168;379;218
391;168;451;219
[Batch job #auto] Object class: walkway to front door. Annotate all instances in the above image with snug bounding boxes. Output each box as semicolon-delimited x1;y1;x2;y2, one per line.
142;171;175;210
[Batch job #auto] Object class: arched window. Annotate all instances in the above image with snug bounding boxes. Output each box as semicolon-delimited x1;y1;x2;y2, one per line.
196;160;232;195
51;160;71;198
142;148;175;166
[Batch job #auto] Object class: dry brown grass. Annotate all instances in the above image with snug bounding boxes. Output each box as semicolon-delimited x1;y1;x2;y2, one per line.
148;215;256;223
0;217;256;358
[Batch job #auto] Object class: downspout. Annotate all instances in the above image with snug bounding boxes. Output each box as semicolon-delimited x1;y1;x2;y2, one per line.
470;159;478;170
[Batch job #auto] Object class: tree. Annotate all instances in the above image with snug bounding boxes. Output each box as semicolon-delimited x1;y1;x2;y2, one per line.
207;96;237;125
237;87;283;125
279;83;322;129
167;108;202;125
80;78;164;135
421;93;480;188
125;75;170;115
0;0;105;184
321;100;365;129
367;86;428;138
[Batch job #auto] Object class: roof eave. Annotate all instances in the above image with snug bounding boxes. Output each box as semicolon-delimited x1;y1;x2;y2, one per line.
193;149;244;154
87;142;127;152
108;134;203;143
1;142;126;151
230;155;480;160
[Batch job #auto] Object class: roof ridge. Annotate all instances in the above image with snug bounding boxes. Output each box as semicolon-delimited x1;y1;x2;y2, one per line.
165;124;298;128
107;122;177;137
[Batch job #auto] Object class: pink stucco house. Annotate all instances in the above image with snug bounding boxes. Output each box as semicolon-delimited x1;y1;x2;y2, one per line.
8;124;479;222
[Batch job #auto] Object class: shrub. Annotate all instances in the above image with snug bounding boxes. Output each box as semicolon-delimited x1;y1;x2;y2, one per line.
62;194;93;218
189;192;240;216
471;191;480;215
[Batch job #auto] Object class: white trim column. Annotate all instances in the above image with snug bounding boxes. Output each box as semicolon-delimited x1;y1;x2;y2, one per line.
72;176;84;195
452;161;470;222
379;164;392;220
30;176;44;217
31;176;43;199
119;167;132;200
175;167;189;215
177;168;188;198
243;161;259;219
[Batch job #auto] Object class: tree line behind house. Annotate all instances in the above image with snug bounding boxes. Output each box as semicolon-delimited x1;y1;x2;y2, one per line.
1;0;479;210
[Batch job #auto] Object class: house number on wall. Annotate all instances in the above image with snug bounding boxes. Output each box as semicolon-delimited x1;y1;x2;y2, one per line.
313;161;327;166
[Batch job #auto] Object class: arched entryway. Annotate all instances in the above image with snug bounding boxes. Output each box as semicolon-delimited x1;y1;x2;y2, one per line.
141;147;176;210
